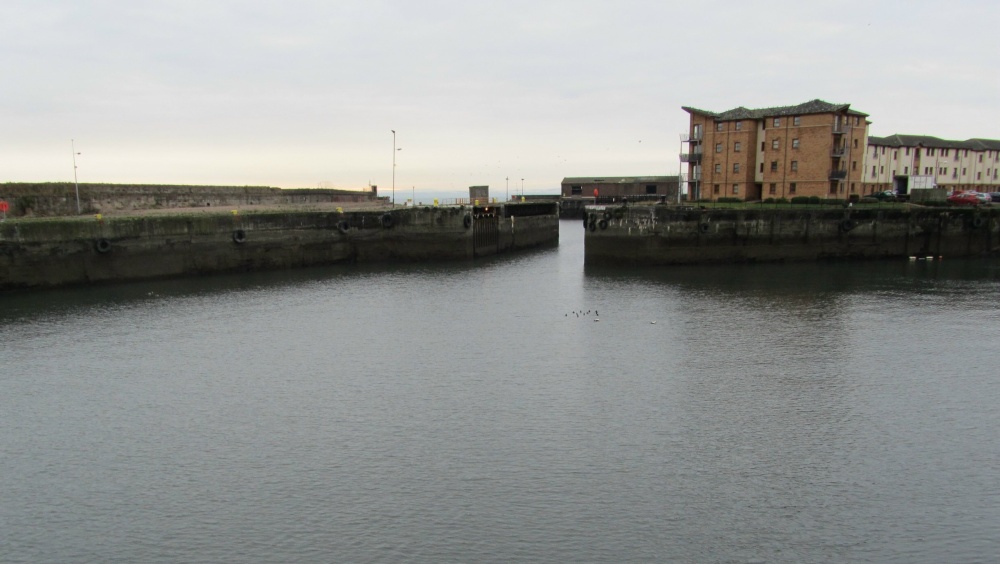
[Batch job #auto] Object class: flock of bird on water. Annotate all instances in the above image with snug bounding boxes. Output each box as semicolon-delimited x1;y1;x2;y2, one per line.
565;309;657;324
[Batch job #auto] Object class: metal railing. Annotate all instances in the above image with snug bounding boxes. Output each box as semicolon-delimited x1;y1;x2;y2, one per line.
680;152;703;163
829;170;848;180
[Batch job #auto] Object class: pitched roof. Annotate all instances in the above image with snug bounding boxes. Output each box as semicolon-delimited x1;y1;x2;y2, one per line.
682;99;867;121
868;134;1000;151
561;176;678;184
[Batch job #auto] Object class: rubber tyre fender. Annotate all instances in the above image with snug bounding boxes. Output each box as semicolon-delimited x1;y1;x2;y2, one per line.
380;213;394;228
698;222;710;234
337;220;350;234
839;219;856;232
588;221;597;232
95;238;112;253
598;219;609;230
971;216;986;229
232;230;247;244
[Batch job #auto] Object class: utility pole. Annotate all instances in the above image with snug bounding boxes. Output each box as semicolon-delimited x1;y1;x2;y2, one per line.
71;139;81;214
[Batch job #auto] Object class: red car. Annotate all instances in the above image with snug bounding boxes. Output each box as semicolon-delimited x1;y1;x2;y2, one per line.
947;191;981;206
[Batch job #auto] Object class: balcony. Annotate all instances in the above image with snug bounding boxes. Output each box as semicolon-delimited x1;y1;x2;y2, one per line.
829;170;847;180
831;146;846;157
689;171;702;181
680;152;703;163
832;124;849;134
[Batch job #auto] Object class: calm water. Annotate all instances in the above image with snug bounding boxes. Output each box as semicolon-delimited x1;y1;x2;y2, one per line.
2;221;999;563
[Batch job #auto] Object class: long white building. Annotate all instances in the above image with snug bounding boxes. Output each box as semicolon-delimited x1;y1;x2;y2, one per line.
863;134;1000;194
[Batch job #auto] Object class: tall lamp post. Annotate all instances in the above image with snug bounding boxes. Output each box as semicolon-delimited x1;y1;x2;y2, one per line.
391;130;396;206
71;139;81;214
521;178;524;196
506;176;509;201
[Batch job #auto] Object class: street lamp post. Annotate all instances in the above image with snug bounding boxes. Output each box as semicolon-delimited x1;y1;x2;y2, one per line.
521;178;524;196
71;139;81;214
391;130;396;206
506;176;509;201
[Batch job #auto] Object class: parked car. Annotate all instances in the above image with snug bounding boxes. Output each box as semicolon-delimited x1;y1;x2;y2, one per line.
991;192;1000;203
973;191;992;205
947;191;982;206
860;190;897;203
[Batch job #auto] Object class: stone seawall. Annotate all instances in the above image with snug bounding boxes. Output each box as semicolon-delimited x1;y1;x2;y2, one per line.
0;183;378;217
0;204;558;291
584;205;999;265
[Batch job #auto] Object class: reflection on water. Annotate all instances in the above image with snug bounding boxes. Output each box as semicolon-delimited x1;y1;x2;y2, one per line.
2;221;999;563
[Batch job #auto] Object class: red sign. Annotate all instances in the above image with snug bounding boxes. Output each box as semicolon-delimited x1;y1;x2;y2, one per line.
593;188;599;197
0;200;9;213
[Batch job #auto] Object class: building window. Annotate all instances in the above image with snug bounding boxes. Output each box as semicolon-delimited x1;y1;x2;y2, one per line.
928;148;935;156
733;163;740;173
904;166;908;174
571;185;582;195
770;161;778;172
716;123;724;131
979;154;983;163
759;163;764;173
713;184;720;194
715;163;721;173
790;161;798;172
942;149;949;157
734;141;741;152
715;143;723;153
792;138;799;149
871;166;876;178
880;165;884;173
854;139;859;148
735;121;742;130
964;149;969;157
773;117;780;127
793;116;800;126
646;185;656;194
855;116;861;125
852;161;857;171
733;184;739;194
962;168;967;175
761;142;766;151
769;183;776;194
893;150;898;159
872;147;878;157
905;147;910;156
978;171;982;180
789;182;797;194
851;183;856;192
772;139;780;150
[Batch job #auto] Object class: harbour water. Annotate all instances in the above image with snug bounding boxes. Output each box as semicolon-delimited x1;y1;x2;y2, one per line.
2;220;999;563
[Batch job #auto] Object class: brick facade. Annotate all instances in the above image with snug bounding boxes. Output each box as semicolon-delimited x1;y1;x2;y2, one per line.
682;100;868;201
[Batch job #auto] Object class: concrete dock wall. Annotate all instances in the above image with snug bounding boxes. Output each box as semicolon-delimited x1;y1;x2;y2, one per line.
0;204;558;290
584;205;999;265
0;183;379;217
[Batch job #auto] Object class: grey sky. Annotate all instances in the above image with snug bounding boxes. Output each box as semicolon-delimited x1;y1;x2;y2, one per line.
3;0;998;194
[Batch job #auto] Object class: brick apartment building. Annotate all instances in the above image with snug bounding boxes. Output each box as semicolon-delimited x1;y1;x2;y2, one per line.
681;99;869;201
863;134;1000;194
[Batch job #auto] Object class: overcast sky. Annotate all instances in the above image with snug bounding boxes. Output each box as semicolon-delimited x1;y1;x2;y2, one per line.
2;0;998;194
